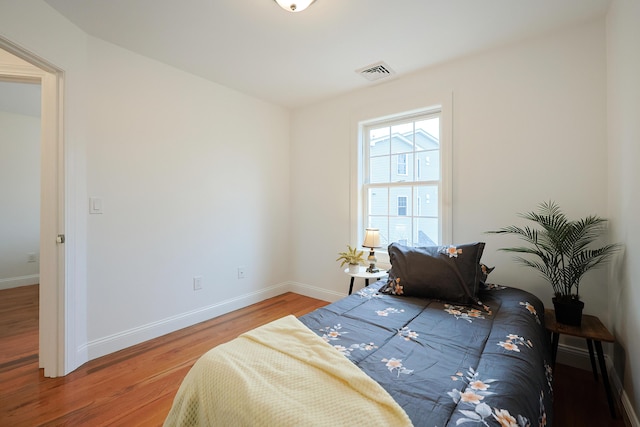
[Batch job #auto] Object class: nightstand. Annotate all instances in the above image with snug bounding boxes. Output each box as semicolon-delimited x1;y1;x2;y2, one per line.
544;308;616;418
344;267;388;295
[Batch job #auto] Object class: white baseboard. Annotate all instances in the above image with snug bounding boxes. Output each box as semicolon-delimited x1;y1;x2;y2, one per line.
557;343;639;426
622;391;640;427
0;274;39;290
84;281;346;361
610;364;640;427
287;281;345;303
555;342;595;370
83;280;348;361
84;282;291;360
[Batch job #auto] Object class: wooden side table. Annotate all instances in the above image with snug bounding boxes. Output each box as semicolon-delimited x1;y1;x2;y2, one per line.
544;308;616;418
344;267;388;295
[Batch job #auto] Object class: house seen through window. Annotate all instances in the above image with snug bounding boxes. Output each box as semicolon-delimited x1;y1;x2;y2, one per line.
363;108;445;248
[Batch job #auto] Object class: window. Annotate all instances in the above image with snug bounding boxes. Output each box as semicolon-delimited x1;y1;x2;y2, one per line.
362;106;450;248
397;153;408;176
397;196;407;216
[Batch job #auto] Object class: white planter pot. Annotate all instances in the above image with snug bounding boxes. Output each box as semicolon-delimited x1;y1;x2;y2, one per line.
348;264;360;274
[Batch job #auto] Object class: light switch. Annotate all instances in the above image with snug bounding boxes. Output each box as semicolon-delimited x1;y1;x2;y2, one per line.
89;197;103;214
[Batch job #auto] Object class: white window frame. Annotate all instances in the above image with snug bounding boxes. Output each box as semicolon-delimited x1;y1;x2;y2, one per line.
350;95;453;267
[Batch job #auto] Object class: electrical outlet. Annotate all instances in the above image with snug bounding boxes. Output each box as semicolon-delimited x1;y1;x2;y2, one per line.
193;276;203;291
27;253;37;263
237;267;246;279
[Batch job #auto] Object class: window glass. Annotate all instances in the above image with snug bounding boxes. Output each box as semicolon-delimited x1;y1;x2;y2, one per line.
397;153;408;176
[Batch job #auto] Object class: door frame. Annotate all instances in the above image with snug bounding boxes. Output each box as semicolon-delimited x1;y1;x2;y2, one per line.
0;36;72;377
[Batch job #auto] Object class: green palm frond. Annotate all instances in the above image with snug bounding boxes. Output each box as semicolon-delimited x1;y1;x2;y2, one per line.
487;201;621;299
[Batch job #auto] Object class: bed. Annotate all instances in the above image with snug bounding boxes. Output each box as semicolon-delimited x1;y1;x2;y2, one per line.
164;242;553;427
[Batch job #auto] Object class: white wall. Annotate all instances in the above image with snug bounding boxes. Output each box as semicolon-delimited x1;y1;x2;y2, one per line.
84;37;291;355
291;20;609;315
607;0;640;420
0;108;40;289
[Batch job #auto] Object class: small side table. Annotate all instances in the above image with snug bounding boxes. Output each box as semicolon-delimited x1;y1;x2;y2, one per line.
544;308;616;418
344;267;388;295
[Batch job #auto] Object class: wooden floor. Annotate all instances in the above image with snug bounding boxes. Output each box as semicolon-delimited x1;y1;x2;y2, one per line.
0;285;629;426
553;363;628;427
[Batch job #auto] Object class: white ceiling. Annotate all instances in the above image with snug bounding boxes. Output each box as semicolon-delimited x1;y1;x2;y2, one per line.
43;0;610;109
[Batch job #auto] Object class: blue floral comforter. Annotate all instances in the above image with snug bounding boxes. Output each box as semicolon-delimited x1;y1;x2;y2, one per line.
299;281;553;427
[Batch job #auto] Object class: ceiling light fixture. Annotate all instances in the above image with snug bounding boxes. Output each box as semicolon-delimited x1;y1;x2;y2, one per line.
274;0;316;13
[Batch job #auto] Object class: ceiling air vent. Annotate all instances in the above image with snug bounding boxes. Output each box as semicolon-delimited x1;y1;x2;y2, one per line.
356;61;396;82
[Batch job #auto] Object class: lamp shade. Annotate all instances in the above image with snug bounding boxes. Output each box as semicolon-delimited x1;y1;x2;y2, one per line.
362;228;381;248
274;0;316;12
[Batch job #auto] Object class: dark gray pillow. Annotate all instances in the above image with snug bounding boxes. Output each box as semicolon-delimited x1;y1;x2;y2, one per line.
479;263;495;286
380;242;485;304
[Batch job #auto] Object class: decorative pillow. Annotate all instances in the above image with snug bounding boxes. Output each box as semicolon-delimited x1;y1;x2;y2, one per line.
380;242;486;304
479;263;495;285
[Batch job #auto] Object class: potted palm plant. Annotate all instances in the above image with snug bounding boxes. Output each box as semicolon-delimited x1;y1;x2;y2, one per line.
488;201;620;326
336;245;366;274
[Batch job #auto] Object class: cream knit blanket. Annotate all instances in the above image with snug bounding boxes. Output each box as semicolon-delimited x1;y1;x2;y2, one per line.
164;315;412;426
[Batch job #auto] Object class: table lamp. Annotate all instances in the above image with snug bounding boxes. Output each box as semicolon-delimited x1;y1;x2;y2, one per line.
362;228;381;273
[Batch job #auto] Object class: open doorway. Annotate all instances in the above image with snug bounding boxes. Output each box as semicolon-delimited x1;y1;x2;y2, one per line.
0;65;41;380
0;40;70;377
0;76;41;288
